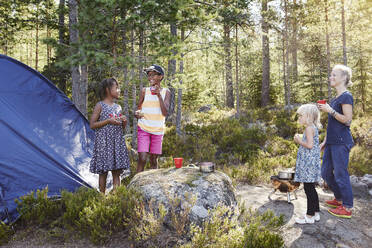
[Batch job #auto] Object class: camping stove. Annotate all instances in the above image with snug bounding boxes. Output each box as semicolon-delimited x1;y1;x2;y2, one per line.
268;175;300;203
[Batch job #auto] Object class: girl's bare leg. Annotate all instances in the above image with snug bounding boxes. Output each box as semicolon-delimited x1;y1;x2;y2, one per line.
137;152;147;173
99;173;108;194
112;169;122;190
149;153;159;169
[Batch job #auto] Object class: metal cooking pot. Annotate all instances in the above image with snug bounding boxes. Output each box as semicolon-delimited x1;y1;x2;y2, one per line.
278;171;295;180
198;162;215;173
187;162;215;173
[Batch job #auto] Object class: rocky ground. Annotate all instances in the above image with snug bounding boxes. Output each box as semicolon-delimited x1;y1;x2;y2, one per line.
3;181;371;248
236;183;372;248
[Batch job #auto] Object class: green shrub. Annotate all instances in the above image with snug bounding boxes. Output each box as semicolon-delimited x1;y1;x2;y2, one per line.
182;205;243;248
223;136;297;184
351;116;372;147
15;187;63;227
129;200;166;243
163;118;268;165
348;116;372;175
349;145;372;176
163;125;217;163
75;185;143;244
0;221;12;245
272;110;297;139
61;187;101;228
181;206;284;248
169;193;197;236
239;208;284;248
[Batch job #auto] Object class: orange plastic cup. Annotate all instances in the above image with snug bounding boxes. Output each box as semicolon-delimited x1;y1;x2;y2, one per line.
174;158;183;168
317;99;326;104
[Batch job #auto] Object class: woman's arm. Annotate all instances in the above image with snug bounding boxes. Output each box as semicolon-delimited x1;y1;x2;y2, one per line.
294;126;314;149
320;136;326;152
319;103;353;126
334;104;353;126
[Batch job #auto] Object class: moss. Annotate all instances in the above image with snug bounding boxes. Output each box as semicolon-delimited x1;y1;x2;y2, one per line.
184;172;202;188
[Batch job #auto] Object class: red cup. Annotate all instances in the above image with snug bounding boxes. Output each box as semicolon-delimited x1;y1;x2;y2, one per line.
317;99;326;104
174;158;183;169
150;86;156;95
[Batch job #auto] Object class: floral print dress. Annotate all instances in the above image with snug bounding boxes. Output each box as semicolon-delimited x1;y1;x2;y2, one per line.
89;102;130;174
294;125;321;183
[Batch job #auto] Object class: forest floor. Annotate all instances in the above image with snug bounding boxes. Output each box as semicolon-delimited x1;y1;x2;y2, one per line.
236;183;372;248
3;183;371;248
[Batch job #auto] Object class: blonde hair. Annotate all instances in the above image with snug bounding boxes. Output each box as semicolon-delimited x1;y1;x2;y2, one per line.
333;64;353;87
297;104;322;129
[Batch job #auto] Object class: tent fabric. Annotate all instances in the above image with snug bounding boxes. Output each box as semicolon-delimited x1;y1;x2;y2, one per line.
0;54;95;223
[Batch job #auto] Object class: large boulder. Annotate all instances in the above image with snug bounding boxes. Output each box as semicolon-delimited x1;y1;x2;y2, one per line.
350;175;372;199
128;167;237;226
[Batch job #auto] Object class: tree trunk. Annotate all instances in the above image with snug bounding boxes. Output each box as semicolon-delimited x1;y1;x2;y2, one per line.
35;4;39;71
319;62;323;98
167;23;177;121
325;0;332;100
58;0;65;45
80;64;88;117
224;23;234;108
291;0;298;84
131;29;137;149
46;1;50;66
47;25;50;65
282;35;287;105
261;0;270;107
176;28;184;136
222;68;226;106
68;0;82;113
138;28;144;92
341;0;347;65
284;0;290;106
358;42;366;112
3;24;8;55
26;40;29;65
57;0;66;93
121;11;131;134
235;24;240;116
29;38;32;66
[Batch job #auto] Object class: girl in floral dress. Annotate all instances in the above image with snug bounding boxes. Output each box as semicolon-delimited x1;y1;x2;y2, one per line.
294;104;322;224
89;78;130;193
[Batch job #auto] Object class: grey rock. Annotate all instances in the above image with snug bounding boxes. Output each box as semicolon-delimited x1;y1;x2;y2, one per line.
336;243;351;248
360;175;372;188
365;228;372;238
350;175;359;184
369;189;372;197
291;234;325;248
325;219;337;230
351;181;369;198
302;225;318;235
128;167;237;226
190;205;208;221
198;104;212;113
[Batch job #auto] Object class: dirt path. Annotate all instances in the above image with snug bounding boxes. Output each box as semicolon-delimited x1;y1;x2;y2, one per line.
236;184;372;248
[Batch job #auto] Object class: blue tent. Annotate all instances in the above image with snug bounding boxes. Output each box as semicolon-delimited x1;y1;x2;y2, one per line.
0;54;95;223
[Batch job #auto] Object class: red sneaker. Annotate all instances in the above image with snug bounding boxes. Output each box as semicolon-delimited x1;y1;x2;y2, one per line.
325;199;342;208
328;206;352;219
